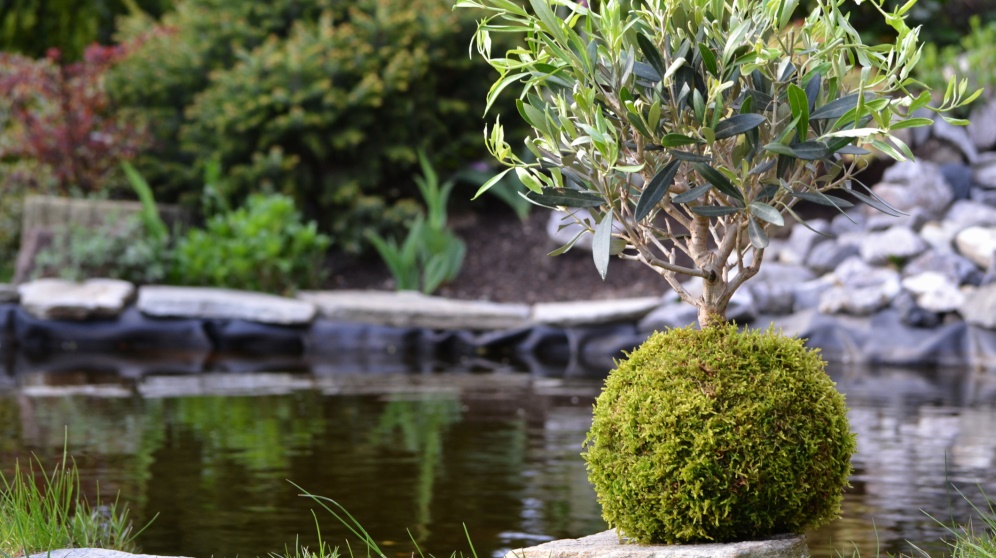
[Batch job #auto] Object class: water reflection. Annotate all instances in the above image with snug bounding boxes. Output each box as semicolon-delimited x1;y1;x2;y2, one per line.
0;367;994;558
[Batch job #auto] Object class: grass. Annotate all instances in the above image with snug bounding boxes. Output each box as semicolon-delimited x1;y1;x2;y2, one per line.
911;488;996;558
274;481;479;558
0;446;154;558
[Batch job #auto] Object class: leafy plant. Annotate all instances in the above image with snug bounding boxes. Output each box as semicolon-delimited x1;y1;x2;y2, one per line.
367;151;466;294
459;0;979;327
916;16;996;110
582;324;856;543
171;193;331;294
0;44;150;196
0;445;154;558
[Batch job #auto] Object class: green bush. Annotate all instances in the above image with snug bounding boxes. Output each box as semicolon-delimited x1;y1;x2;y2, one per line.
171;193;331;294
916;16;996;108
109;0;525;253
582;325;855;544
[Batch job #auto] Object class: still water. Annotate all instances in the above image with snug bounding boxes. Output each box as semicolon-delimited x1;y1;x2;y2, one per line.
1;365;995;558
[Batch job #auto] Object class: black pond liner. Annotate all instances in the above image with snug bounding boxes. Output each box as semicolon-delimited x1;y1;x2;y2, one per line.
3;302;996;379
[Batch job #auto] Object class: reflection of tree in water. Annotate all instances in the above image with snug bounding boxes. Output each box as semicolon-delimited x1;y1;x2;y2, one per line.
367;395;462;543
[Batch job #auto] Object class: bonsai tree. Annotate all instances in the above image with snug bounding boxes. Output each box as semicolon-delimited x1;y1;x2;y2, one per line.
457;0;978;327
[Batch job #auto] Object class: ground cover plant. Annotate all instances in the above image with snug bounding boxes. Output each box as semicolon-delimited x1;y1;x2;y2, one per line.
457;0;979;544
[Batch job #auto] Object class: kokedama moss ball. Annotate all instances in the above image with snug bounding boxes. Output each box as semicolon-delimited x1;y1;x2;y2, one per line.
582;324;855;544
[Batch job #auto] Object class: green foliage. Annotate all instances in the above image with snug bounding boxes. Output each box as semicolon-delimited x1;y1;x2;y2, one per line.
109;0;526;253
367;152;466;294
916;16;996;109
0;446;152;558
582;325;855;544
171;193;331;294
459;0;979;324
32;214;170;284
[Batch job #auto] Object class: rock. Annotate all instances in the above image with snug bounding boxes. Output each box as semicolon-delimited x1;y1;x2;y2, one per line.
19;278;135;320
872;161;954;219
792;274;838;312
960;284;996;329
939;163;973;200
533;297;662;327
29;550;192;558
932;117;979;163
805;241;861;274
778;218;830;265
830;210;866;236
859;226;927;265
954;226;996;269
901;271;965;313
916;137;969;166
919;221;956;252
818;258;901;316
944;199;996;229
298;290;529;330
892;290;942;329
638;300;699;330
744;263;814;315
0;283;19;303
904;250;980;285
865;207;929;232
139;286;316;325
505;530;809;558
968;100;996;151
973;158;996;189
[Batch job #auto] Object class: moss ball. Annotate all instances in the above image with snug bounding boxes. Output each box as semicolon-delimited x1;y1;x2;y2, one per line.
582;324;855;544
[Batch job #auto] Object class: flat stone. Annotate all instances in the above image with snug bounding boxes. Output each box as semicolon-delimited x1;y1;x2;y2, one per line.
30;550;191;558
298;290;530;330
505;530;808;558
904;250;980;285
960;284;996;329
138;286;316;325
968;100;996;151
819;258;901;316
859;226;927;265
18;278;135;320
805;241;860;275
533;297;662;327
955;226;996;269
0;283;19;303
902;271;965;313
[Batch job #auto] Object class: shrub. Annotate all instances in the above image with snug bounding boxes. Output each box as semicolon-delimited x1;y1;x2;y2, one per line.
109;0;526;253
582;325;856;544
916;16;996;109
171;193;331;294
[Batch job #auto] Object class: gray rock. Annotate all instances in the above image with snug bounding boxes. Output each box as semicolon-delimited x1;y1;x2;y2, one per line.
299;290;529;330
933;117;980;163
505;530;809;558
19;278;135;320
778;218;830;265
972;153;996;189
638;300;699;331
830;210;866;236
140;286;317;325
954;226;996;269
744;263;815;315
792;274;838;312
940;163;974;200
865;207;929;232
533;297;662;327
859;226;928;265
960;284;996;329
917;137;969;166
29;550;191;558
903;250;980;285
918;221;956;252
805;241;861;275
971;187;996;205
873;161;954;219
0;283;18;303
968;100;996;151
901;271;965;313
819;258;901;316
944;199;996;229
893;290;942;329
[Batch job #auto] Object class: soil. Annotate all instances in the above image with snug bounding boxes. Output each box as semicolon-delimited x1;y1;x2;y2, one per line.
328;206;671;304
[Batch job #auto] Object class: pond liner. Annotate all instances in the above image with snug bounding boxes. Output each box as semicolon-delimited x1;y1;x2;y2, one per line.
202;318;308;355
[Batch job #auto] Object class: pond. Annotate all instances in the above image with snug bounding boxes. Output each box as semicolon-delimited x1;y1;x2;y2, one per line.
1;363;995;558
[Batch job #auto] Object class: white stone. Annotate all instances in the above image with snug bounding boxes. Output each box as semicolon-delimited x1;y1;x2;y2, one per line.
873;161;954;218
778;218;829;265
29;550;192;558
138;286;316;325
533;297;662;327
944;200;996;229
18;278;135;320
819;258;901;316
954;226;996;269
968;100;996;151
919;221;956;252
859;226;927;265
960;284;996;329
505;530;809;558
901;271;965;313
973;159;996;189
0;283;19;303
298;290;530;330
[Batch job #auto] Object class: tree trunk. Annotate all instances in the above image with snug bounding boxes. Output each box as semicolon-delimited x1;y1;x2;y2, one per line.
697;273;729;329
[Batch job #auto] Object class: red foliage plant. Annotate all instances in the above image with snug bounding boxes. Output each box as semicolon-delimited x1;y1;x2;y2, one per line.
0;43;150;195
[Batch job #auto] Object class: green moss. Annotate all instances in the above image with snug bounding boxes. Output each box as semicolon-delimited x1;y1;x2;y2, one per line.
582;324;855;544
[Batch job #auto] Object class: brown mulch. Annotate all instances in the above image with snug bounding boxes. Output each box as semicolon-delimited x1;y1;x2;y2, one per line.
327;207;670;304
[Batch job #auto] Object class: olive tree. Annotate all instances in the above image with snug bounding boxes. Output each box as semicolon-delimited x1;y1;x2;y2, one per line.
457;0;977;327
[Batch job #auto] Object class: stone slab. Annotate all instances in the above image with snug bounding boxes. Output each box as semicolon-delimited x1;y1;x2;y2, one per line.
0;283;19;303
505;530;809;558
298;290;531;330
18;278;135;320
29;550;191;558
138;286;316;325
532;297;662;327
